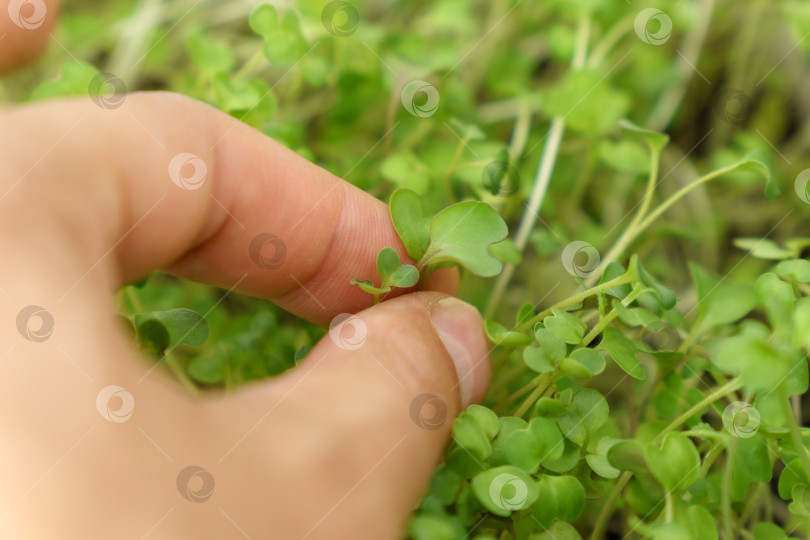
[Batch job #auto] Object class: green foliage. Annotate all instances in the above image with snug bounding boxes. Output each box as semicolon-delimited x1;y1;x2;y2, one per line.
22;0;810;538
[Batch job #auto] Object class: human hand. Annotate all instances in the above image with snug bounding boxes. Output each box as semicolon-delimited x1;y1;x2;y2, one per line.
0;4;491;538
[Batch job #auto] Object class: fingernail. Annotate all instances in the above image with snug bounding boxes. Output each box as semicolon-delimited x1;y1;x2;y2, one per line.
429;297;490;409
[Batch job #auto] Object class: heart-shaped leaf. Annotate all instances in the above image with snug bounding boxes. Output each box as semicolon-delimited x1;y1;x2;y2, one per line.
422;201;508;277
376;247;419;288
645;432;700;494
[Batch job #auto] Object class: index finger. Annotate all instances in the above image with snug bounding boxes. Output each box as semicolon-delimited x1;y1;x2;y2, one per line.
0;92;457;325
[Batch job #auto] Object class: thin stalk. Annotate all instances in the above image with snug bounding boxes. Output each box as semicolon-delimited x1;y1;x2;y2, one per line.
589;161;758;287
514;374;553;418
722;437;735;540
580;285;647;347
163;352;201;397
585;145;661;287
517;272;637;332
590;472;631;540
781;386;810;484
484;13;591;318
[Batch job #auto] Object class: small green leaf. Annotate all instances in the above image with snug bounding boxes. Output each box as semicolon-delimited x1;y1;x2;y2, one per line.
733;237;794;260
689;263;756;333
618;119;670;153
586;437;622;479
188;351;226;384
753;522;794;540
637;260;677;309
731;437;772;500
708;333;789;392
452;411;492;461
485;320;531;347
375;247;419;288
778;458;808;499
529;417;565;463
608;439;648;474
531;475;585;527
465;405;500;440
471;466;539;517
561;348;606;377
530;521;582;540
756;272;795;334
599;326;646;380
645;433;700;494
423;201;509;277
777;259;810;282
570;388;609;435
135;308;209;350
543;309;587;344
390;189;432;261
629;519;690;540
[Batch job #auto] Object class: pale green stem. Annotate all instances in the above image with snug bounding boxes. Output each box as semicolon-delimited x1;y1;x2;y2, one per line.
484;13;590;319
517;272;637;332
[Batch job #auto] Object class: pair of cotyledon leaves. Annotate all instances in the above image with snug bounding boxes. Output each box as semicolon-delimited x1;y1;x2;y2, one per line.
351;189;508;296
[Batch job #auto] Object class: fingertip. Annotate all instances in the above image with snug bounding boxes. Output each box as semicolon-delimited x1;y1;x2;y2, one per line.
0;0;59;75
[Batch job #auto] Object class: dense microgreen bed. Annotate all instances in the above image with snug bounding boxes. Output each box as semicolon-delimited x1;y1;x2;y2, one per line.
9;0;810;537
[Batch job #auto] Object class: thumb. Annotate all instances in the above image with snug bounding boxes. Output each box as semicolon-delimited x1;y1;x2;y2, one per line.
261;292;491;538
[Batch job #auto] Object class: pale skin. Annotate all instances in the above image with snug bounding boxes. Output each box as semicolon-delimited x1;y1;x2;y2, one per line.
0;2;491;538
